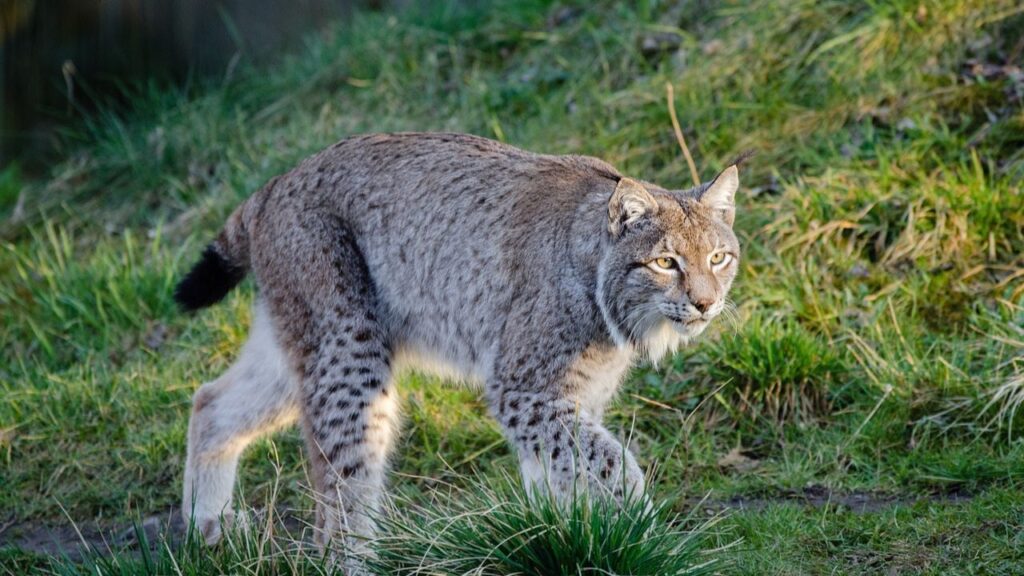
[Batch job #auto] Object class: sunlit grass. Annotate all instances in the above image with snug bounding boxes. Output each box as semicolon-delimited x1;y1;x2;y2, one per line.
698;314;848;425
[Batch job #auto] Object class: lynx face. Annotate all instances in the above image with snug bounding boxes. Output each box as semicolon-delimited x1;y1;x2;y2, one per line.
598;167;740;360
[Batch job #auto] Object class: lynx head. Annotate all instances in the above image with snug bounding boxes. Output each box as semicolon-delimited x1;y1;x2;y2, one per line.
596;166;740;362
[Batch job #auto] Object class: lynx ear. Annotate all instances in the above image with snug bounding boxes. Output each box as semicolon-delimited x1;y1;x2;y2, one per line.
700;165;738;226
608;178;659;236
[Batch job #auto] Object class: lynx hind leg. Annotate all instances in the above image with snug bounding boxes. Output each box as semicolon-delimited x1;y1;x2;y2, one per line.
182;301;299;545
300;318;398;561
260;223;400;564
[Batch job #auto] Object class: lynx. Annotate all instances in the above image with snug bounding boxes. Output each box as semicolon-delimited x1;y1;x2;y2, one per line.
175;132;740;562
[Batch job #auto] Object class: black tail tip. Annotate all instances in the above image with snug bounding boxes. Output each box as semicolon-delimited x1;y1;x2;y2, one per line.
173;245;246;312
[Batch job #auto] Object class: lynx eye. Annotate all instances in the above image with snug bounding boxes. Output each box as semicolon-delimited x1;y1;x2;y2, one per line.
709;252;731;267
652;257;676;270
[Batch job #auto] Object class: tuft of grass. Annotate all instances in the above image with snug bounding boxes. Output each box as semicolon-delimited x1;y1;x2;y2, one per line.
668;314;848;427
370;475;723;576
981;373;1024;442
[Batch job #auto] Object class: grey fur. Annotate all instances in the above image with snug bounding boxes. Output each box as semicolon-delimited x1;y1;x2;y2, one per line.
180;132;741;563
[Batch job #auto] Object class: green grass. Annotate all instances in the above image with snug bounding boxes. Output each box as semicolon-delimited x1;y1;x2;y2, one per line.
371;476;720;576
2;0;1024;573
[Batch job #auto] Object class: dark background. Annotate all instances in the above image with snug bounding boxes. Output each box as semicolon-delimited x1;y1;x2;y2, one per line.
0;0;384;172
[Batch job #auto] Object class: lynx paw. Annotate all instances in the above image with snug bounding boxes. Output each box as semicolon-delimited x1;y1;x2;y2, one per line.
192;509;248;545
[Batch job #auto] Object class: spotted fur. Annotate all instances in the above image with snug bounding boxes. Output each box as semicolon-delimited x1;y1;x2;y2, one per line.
177;132;741;565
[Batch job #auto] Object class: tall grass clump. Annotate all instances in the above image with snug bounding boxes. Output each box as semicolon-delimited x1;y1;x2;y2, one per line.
666;315;848;429
369;476;723;576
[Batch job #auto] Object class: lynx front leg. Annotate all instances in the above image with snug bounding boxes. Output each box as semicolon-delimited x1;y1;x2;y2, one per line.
183;301;299;544
490;387;645;503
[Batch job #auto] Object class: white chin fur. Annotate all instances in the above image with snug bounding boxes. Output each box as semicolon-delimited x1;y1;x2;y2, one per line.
642;320;688;364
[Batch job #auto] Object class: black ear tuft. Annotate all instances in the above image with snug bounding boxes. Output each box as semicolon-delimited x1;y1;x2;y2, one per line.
729;149;756;168
173;245;246;312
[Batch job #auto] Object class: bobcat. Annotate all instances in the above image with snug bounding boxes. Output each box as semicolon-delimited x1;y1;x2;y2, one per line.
175;132;740;561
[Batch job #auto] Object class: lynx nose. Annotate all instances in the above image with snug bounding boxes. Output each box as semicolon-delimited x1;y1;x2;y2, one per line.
692;299;713;314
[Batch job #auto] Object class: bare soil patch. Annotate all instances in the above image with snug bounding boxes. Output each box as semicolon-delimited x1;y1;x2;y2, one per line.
0;508;306;562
